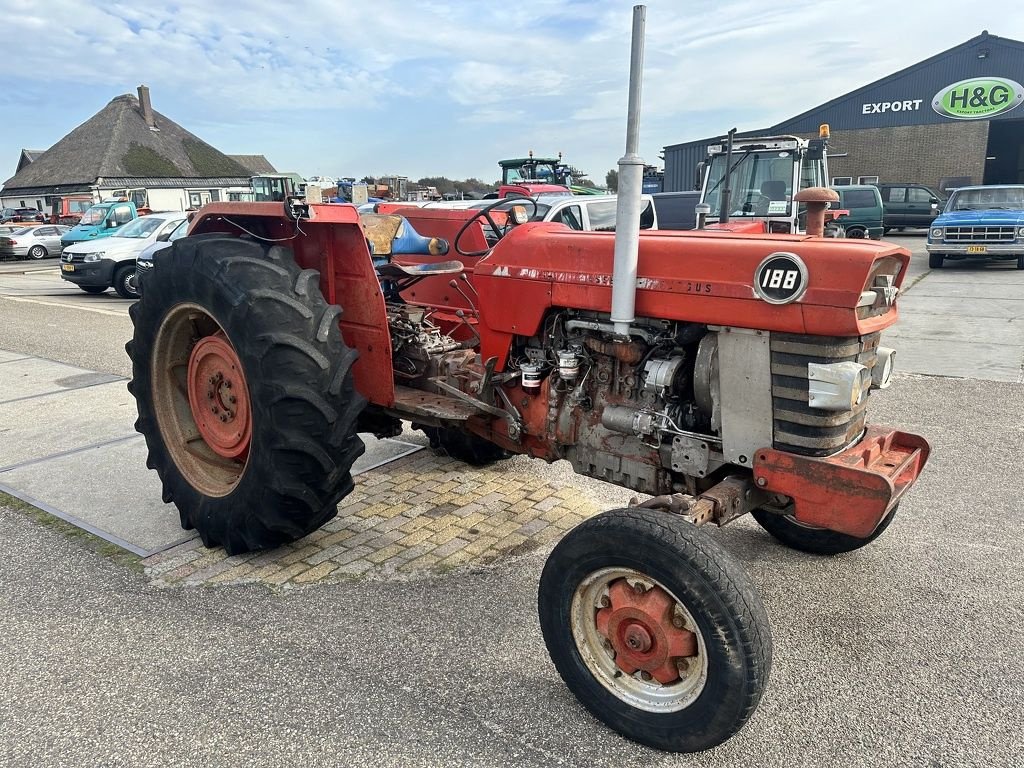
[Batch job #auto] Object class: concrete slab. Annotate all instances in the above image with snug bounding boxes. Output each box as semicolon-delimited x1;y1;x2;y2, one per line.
0;426;421;555
0;356;123;404
886;338;1024;382
0;380;137;468
894;295;1023;319
0;350;31;363
1;436;184;555
886;308;1022;346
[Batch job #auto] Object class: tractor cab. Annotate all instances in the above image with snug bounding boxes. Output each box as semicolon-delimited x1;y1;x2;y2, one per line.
498;152;576;198
700;127;833;234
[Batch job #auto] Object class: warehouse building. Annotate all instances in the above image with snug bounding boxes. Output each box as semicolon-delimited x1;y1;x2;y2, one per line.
663;31;1024;193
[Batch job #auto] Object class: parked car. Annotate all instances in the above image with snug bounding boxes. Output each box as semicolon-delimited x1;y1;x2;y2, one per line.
926;185;1024;269
60;213;187;298
830;185;884;239
468;194;659;231
0;225;70;260
1;207;45;223
874;183;945;231
132;218;189;295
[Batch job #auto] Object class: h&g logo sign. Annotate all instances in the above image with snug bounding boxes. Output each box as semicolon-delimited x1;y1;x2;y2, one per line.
932;77;1024;119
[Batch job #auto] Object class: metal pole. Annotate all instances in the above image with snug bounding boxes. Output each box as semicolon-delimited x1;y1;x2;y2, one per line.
610;4;646;337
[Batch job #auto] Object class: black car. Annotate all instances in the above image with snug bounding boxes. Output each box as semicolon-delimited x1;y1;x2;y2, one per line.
874;183;946;231
5;207;46;223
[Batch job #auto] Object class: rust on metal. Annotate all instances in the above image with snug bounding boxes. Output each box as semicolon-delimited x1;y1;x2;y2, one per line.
794;186;840;237
595;578;697;684
754;425;930;537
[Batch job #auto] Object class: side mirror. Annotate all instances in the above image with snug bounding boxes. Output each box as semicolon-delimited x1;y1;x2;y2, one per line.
929;197;939;203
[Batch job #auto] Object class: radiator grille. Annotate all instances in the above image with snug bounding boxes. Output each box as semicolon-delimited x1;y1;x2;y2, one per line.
771;332;880;456
944;226;1015;243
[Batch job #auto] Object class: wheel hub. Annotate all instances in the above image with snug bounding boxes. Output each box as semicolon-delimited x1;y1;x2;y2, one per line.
186;332;251;459
595;579;697;684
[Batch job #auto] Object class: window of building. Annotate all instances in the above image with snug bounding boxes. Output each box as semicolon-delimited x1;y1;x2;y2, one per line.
832;177;853;185
858;176;879;185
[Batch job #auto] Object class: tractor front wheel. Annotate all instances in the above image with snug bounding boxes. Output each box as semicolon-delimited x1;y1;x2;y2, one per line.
127;236;366;554
538;508;771;752
750;505;898;556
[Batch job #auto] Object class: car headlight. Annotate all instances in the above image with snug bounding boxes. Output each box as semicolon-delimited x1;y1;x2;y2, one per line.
83;252;104;262
930;227;943;239
1018;226;1024;238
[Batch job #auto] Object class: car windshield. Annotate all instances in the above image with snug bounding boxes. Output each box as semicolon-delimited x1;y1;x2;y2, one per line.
79;206;109;225
946;187;1024;211
115;217;166;239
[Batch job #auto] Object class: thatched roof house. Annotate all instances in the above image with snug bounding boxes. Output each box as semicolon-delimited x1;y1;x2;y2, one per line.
2;86;276;211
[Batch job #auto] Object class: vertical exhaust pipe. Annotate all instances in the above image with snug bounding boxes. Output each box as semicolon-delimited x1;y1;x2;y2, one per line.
610;5;646;338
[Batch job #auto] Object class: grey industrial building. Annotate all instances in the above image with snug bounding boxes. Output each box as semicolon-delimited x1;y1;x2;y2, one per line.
663;31;1024;193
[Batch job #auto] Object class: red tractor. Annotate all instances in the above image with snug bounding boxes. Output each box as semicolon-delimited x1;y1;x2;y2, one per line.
126;9;928;754
128;192;928;752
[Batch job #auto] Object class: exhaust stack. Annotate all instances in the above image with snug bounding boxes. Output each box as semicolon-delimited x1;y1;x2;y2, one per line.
609;5;647;337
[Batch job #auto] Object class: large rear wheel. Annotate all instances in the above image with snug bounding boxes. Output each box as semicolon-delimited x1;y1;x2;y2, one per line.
538;508;772;752
127;235;366;554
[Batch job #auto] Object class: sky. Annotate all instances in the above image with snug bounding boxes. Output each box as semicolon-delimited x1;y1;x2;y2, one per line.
2;0;1024;186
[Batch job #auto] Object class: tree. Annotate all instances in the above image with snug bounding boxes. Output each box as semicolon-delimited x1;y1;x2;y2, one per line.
605;169;618;192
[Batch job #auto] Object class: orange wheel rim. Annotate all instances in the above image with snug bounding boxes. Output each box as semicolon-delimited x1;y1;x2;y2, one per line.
186;332;252;459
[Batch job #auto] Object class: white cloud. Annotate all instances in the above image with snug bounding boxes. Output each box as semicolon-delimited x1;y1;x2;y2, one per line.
3;0;1024;182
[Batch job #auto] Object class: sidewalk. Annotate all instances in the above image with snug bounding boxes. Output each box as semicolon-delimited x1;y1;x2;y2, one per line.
0;349;608;586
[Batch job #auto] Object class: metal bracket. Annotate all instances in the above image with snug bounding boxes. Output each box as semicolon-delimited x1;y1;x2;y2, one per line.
430;377;523;441
630;475;767;527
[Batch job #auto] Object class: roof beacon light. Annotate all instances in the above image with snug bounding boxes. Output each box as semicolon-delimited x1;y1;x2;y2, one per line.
819;123;830;139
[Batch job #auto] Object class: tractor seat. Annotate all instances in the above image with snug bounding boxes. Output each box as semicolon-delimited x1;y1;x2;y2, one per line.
360;213;449;262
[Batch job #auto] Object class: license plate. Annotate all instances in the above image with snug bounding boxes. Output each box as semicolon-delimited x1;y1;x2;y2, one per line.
62;264;75;272
966;245;987;254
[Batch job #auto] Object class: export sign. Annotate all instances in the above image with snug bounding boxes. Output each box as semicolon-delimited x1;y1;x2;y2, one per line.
932;77;1024;119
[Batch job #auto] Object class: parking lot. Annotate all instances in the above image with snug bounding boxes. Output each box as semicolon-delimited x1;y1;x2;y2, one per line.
1;234;1022;767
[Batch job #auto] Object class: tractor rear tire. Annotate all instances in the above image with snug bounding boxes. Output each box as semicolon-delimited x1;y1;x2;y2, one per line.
422;426;510;466
538;508;772;752
127;235;366;554
750;505;898;556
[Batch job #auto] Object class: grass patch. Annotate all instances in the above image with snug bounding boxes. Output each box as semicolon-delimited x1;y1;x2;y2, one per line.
1;490;143;571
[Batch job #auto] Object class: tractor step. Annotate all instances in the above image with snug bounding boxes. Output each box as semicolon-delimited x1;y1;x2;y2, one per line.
392;385;480;422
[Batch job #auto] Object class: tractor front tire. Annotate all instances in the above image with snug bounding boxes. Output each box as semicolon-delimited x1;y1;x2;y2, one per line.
538;508;772;752
422;426;510;466
750;505;898;556
127;235;366;554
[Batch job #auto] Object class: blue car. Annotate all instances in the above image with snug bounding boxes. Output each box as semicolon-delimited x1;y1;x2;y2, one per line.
926;185;1024;269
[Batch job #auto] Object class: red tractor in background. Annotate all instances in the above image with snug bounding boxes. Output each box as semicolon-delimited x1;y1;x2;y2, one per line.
126;7;929;754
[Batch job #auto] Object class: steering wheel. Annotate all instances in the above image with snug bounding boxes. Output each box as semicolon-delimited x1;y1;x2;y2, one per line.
453;197;539;257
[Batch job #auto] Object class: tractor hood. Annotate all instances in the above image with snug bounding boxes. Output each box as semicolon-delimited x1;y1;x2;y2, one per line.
473;224;909;355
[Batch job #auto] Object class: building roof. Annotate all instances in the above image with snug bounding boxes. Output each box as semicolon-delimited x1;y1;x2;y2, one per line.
2;91;251;194
228;154;277;175
16;149;46;173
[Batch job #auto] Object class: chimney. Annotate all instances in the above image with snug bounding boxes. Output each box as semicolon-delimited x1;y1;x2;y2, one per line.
137;85;155;128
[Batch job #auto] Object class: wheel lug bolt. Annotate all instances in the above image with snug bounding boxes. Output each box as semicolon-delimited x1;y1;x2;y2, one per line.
672;616;685;629
225;381;232;389
211;406;219;414
632;582;646;595
228;395;236;404
676;659;689;672
640;671;652;682
600;596;611;608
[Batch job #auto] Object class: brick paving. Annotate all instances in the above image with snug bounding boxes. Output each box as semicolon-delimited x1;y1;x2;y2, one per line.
142;451;605;588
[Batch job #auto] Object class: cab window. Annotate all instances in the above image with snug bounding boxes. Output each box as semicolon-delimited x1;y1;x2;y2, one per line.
110;205;133;226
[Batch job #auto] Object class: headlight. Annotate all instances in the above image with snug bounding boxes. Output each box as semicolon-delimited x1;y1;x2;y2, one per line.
930;227;943;239
872;347;895;389
1018;226;1024;238
807;361;871;411
83;252;104;262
